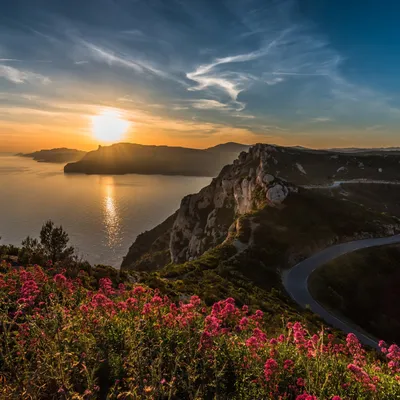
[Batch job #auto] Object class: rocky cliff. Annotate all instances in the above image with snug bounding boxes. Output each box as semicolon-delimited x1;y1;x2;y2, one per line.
169;144;298;263
121;143;400;271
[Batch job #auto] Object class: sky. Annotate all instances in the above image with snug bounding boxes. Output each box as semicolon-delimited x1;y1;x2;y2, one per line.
1;0;400;152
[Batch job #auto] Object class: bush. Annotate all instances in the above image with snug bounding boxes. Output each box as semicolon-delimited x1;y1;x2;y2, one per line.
0;262;399;399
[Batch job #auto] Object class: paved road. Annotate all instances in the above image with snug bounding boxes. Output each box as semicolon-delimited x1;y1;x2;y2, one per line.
282;235;400;348
302;179;400;189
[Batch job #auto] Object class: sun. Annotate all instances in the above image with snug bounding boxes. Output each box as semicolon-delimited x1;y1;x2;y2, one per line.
91;109;130;143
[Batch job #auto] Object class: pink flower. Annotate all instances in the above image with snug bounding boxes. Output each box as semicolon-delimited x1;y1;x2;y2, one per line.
99;278;115;296
151;295;163;304
54;274;67;285
133;286;145;296
118;283;126;293
239;317;249;330
284;359;294;370
297;378;305;387
264;358;278;381
126;297;137;309
190;295;201;306
346;333;365;365
296;395;317;400
246;328;267;350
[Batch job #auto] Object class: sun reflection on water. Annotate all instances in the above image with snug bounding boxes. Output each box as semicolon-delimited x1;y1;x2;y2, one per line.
101;177;122;249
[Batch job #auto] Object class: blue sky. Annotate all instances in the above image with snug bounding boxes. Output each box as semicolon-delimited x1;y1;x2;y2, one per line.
1;0;399;151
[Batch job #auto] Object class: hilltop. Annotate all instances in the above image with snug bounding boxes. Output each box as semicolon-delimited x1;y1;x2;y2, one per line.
64;142;250;176
19;148;86;163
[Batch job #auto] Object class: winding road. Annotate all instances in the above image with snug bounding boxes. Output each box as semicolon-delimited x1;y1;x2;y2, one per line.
282;235;400;348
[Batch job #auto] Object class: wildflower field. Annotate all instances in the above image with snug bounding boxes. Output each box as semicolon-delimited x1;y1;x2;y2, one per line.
0;262;399;399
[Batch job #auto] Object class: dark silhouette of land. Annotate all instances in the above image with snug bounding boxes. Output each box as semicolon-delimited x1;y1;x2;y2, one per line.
18;148;86;163
64;142;250;176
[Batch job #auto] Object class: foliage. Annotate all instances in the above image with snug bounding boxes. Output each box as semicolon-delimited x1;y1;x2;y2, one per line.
1;263;399;399
39;220;75;263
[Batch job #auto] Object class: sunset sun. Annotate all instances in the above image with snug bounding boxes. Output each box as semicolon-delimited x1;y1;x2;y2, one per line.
91;109;130;142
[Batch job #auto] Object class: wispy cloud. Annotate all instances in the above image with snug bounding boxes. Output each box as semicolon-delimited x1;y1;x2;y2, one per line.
186;29;291;104
366;125;385;131
310;117;332;123
0;65;50;85
75;38;187;86
190;99;238;111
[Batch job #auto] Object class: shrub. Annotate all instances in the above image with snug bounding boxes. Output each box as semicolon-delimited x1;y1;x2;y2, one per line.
0;262;399;399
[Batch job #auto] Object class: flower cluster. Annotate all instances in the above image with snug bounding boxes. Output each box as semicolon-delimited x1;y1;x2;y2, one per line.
0;262;399;399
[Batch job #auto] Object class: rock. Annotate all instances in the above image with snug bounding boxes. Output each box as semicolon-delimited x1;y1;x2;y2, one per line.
296;163;307;175
266;184;289;204
169;144;297;263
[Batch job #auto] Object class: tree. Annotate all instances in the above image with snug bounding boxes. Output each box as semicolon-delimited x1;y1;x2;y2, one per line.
19;236;43;265
39;220;75;263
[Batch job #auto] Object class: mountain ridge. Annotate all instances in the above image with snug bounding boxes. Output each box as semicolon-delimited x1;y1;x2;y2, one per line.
64;142;250;176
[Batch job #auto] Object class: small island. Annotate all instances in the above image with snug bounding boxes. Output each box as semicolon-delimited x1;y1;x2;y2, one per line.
18;148;87;163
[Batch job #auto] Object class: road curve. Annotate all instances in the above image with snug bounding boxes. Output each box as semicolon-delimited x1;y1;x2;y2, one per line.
282;235;400;348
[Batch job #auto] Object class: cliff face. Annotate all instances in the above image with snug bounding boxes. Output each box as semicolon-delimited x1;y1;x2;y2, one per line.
121;143;400;271
122;144;298;268
169;144;297;263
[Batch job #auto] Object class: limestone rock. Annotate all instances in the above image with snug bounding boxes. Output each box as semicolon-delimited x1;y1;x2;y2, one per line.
169;143;297;263
266;184;289;204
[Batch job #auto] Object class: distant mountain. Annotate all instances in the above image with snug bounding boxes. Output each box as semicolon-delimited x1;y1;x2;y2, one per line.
19;148;86;163
206;142;250;153
64;142;250;177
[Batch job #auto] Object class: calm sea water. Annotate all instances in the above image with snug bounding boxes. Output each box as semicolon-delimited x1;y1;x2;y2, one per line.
0;155;210;267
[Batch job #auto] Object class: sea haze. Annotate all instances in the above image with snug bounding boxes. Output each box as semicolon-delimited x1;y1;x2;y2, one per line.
0;155;210;267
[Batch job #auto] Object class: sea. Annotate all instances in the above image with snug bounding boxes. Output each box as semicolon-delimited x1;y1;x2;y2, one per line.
0;154;210;267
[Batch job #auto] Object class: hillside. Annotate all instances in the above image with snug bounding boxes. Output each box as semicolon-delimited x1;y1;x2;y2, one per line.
309;244;400;344
122;143;400;270
19;148;86;163
3;143;400;398
64;142;250;176
119;144;400;348
2;264;400;399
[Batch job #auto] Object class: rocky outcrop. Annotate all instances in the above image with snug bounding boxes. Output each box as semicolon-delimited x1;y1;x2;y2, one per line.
121;212;178;271
169;144;298;263
121;142;400;270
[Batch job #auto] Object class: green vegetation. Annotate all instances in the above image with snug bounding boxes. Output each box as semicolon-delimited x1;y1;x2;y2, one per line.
309;244;400;344
1;264;399;399
0;222;129;289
